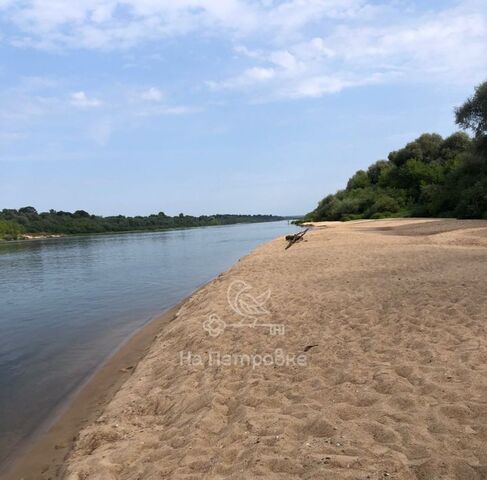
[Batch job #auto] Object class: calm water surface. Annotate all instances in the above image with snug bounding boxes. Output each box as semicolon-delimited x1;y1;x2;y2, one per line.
0;221;298;465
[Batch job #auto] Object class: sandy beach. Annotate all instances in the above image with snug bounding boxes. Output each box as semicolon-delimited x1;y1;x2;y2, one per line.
7;218;487;480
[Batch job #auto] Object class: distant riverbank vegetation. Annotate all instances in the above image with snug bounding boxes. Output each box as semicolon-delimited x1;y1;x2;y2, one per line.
304;81;487;222
0;210;284;241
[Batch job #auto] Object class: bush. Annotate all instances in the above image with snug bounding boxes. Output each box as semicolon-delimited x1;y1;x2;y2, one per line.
0;220;24;239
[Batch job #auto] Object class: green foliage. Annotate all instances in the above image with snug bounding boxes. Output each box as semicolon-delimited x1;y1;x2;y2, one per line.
0;219;24;240
346;170;370;190
306;81;487;222
455;81;487;137
388;133;443;167
439;132;471;161
367;160;389;184
0;210;284;239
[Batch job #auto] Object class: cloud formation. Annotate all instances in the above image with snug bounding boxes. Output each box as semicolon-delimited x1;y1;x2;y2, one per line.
0;0;366;49
214;4;487;99
0;0;485;101
139;87;164;102
70;91;102;108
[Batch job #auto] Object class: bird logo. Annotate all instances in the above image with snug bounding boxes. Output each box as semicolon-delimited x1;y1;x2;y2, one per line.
202;280;278;337
226;279;271;319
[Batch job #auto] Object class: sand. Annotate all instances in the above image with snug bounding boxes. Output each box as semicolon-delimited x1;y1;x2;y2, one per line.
11;219;487;479
2;303;182;480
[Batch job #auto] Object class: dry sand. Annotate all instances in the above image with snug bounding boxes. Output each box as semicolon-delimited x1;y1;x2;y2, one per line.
17;219;487;479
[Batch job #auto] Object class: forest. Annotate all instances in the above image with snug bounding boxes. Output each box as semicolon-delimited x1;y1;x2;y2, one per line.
304;81;487;222
0;209;284;240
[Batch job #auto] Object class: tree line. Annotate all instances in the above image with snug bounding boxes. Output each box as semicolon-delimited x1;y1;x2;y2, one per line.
304;81;487;222
0;208;284;240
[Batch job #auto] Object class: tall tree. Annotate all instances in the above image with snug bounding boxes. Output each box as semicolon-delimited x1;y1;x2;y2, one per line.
455;81;487;137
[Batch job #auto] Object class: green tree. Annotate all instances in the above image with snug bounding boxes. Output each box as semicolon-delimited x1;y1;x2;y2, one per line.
0;220;24;239
346;170;370;190
455;81;487;137
305;80;486;222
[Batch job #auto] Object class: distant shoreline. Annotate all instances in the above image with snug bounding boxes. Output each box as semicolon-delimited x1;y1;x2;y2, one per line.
0;209;294;242
0;218;296;244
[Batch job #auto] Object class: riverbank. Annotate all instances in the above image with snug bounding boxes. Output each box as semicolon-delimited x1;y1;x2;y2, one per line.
7;218;487;479
0;219;296;243
2;302;184;480
0;210;288;243
0;220;297;474
0;233;64;242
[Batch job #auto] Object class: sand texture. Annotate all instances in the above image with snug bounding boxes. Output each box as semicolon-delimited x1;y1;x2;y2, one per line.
63;219;487;480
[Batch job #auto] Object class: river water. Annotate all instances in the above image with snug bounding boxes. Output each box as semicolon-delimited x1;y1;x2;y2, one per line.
0;221;298;465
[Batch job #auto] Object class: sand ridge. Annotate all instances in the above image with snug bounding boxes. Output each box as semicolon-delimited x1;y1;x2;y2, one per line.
63;219;487;479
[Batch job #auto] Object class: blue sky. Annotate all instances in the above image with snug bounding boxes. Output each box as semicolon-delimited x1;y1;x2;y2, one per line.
0;0;486;216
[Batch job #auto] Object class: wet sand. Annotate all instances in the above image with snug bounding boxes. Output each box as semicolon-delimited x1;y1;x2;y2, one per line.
6;219;487;479
2;303;183;480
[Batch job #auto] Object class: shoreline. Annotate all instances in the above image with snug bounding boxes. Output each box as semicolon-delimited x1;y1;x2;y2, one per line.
0;222;298;479
4;218;487;479
1;300;186;480
61;218;486;479
0;219;292;244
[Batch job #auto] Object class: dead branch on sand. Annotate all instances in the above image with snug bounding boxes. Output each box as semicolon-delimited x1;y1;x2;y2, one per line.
285;228;309;250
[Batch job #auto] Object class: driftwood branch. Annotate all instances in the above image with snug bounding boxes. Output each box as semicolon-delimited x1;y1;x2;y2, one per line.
285;228;309;250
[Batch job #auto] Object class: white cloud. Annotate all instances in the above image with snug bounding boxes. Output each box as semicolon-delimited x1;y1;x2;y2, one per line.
0;0;372;50
285;76;354;97
294;37;335;60
132;86;200;115
208;67;275;90
211;3;487;99
70;91;102;108
246;67;275;81
269;50;301;72
266;0;368;32
140;87;164;102
136;105;202;116
0;0;485;102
